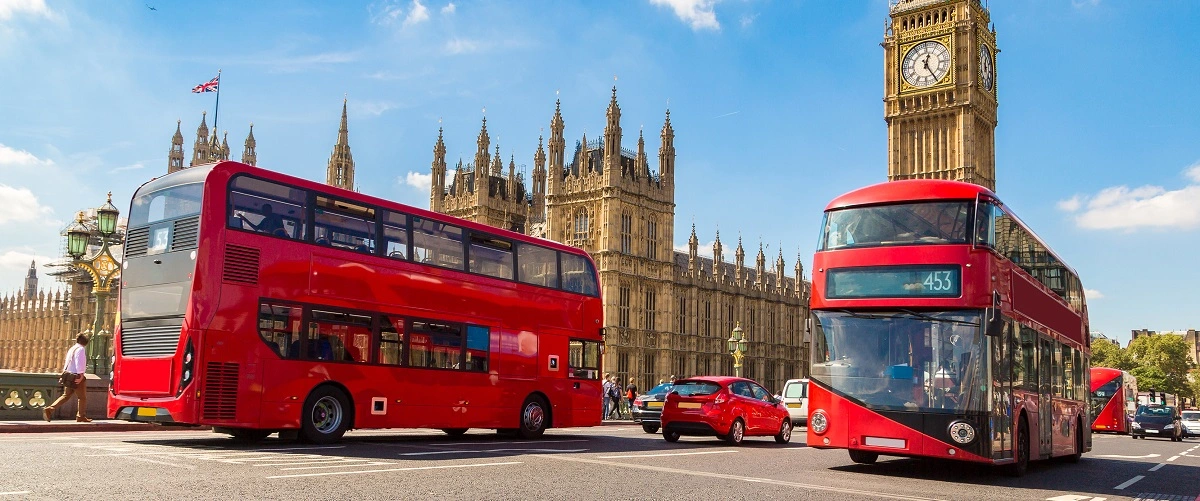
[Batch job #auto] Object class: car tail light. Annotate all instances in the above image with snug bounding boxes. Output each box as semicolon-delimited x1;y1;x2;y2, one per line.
177;337;195;397
634;398;645;407
713;391;728;405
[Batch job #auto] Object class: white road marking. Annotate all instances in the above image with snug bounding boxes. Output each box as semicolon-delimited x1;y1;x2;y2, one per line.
1166;455;1180;462
598;450;739;459
1113;475;1145;490
1094;454;1160;459
0;492;32;497
278;462;396;471
266;460;523;479
119;455;197;469
399;448;587;456
1148;463;1166;471
1045;495;1106;501
539;455;946;501
252;459;366;467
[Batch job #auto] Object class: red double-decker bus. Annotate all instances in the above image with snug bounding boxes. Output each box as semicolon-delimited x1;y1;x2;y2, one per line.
109;161;605;443
1090;367;1136;433
807;180;1091;476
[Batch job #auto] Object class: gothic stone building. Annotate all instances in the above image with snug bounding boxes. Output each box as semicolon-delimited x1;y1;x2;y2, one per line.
885;0;998;191
430;88;811;392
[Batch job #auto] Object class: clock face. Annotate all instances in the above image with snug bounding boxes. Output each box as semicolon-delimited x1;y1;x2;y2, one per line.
902;40;951;88
979;44;994;91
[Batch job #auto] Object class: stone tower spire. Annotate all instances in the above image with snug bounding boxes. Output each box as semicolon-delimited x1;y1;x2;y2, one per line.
776;248;786;293
755;242;766;287
547;99;565;196
713;230;724;280
636;128;647;178
220;131;230;161
531;134;547;223
23;261;37;298
507;154;517;200
168;120;185;173
794;250;806;296
603;86;622;181
326;98;355;190
491;145;503;177
688;223;699;276
431;126;448;212
190;112;211;166
735;236;745;284
241;124;257;166
659;108;675;186
474;116;490;179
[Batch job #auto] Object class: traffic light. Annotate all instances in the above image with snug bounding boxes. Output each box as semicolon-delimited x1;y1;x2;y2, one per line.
1149;389;1157;402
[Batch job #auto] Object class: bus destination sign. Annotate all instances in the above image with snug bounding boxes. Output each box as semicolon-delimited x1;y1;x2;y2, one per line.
826;265;961;299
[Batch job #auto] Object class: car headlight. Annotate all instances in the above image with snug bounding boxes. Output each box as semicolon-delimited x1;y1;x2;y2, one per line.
1163;424;1174;430
1131;422;1142;428
948;421;976;444
810;410;829;435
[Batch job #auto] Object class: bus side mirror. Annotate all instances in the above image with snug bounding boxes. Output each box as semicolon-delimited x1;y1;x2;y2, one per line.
984;291;1003;337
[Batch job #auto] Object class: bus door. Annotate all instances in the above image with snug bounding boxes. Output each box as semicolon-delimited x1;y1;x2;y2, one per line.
1038;336;1054;459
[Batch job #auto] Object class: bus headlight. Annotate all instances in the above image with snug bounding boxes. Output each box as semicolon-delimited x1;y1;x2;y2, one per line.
948;420;976;444
810;410;829;435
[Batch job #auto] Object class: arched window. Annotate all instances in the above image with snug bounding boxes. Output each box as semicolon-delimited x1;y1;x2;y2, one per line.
573;208;589;244
646;216;658;260
620;212;632;254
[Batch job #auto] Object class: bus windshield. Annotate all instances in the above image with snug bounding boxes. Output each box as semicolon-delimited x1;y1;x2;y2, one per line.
1089;377;1120;421
810;310;985;413
820;201;972;250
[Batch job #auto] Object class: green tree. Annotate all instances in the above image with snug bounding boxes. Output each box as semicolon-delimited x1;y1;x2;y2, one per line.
1127;334;1193;398
1090;339;1134;371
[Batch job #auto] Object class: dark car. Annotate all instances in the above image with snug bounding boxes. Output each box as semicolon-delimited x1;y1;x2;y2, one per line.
631;382;674;433
1131;404;1183;442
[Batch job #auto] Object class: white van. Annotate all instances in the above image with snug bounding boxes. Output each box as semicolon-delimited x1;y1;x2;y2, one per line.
781;378;809;425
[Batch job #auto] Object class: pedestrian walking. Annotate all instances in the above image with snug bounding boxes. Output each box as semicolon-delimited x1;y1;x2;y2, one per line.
608;376;624;419
602;373;614;420
625;378;638;417
44;334;91;422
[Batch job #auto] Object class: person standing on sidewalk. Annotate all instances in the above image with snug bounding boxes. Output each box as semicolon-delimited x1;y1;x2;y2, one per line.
43;334;91;422
601;373;614;420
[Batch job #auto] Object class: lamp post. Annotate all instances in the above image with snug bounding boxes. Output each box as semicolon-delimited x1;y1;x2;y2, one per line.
65;193;122;377
727;322;748;378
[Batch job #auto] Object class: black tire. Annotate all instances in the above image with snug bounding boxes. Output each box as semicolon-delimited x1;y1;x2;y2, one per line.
1008;417;1030;477
848;450;878;464
300;385;350;444
517;395;549;439
229;428;272;442
723;418;746;445
496;428;518;437
642;424;660;434
441;428;469;437
663;430;681;443
775;420;793;444
1065;419;1083;463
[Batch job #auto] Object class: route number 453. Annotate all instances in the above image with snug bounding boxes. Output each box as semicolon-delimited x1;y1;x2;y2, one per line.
922;271;955;292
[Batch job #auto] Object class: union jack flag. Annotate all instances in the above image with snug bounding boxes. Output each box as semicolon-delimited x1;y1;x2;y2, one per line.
191;74;219;93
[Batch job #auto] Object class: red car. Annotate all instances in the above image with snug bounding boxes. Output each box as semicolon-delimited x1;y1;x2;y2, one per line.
660;376;793;445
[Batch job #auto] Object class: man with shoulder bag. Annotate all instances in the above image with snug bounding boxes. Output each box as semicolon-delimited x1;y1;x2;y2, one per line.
43;334;91;422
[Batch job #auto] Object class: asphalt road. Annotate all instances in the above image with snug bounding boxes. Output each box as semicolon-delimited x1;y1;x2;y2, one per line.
1;425;1197;500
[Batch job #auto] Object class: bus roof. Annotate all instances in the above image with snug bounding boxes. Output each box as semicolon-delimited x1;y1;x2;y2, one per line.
825;179;998;211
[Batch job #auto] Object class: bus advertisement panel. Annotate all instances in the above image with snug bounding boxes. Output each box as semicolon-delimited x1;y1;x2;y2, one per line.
807;180;1091;476
109;161;604;443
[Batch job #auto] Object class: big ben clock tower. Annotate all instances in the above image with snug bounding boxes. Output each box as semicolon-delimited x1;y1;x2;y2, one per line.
884;0;997;191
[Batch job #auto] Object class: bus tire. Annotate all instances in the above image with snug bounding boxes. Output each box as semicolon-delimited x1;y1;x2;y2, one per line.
848;450;878;464
517;395;549;439
226;427;272;443
1008;417;1030;477
441;428;469;436
300;385;350;444
1065;419;1083;463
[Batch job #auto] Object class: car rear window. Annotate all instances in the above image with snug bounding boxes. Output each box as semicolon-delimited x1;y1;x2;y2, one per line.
673;381;722;396
647;383;674;395
1183;412;1200;420
783;382;807;398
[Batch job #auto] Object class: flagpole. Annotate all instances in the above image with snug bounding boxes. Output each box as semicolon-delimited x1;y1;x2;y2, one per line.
213;69;222;133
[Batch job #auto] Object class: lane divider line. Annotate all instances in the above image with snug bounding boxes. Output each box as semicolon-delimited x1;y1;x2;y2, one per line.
1148;463;1166;472
598;450;739;459
266;461;523;479
1113;475;1144;490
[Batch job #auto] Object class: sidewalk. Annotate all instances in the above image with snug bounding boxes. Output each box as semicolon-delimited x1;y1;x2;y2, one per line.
0;419;209;434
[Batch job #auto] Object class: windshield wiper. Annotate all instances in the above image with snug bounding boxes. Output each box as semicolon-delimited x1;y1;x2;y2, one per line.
896;308;981;327
834;309;890;320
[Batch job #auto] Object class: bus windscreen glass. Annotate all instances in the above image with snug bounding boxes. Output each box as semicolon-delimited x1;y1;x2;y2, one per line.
820;202;971;250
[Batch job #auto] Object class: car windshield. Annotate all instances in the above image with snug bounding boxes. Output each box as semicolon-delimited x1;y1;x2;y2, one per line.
672;381;721;397
1136;405;1175;417
783;382;807;398
1182;412;1200;420
646;383;673;395
811;309;985;413
820;201;972;250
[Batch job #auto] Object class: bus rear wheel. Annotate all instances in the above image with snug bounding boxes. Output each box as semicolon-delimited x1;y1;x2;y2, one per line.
301;386;350;444
848;450;878;464
222;427;272;443
517;396;548;439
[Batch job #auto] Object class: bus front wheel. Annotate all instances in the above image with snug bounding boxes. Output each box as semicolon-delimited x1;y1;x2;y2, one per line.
517;395;549;439
218;427;272;443
301;386;350;444
1008;417;1030;477
848;450;878;464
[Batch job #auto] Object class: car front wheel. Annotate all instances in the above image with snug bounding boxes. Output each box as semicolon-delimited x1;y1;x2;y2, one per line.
775;420;792;444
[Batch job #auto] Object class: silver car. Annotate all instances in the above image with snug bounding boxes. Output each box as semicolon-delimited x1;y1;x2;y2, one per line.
1182;411;1200;438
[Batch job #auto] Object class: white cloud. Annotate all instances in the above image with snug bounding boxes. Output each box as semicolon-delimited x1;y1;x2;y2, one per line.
403;171;432;192
351;100;397;117
109;161;146;173
673;239;717;259
0;0;51;21
445;38;479;54
441;2;456;15
403;0;430;27
370;1;404;25
1085;289;1104;300
0;143;53;167
650;0;720;31
1059;162;1200;231
739;13;757;29
0;184;54;224
0;248;58;282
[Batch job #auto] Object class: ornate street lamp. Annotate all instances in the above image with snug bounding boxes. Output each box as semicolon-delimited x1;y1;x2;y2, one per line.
63;193;123;376
727;322;748;378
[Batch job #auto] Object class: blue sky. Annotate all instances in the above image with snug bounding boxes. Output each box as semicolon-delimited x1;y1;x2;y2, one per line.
1;0;1198;346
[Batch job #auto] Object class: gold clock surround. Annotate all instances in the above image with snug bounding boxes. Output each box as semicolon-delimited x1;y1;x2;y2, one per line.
898;35;954;94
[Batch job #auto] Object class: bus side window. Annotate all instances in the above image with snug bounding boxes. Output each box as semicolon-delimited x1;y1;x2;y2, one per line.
382;211;410;260
560;253;598;296
517;243;558;288
258;302;301;359
378;316;405;366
